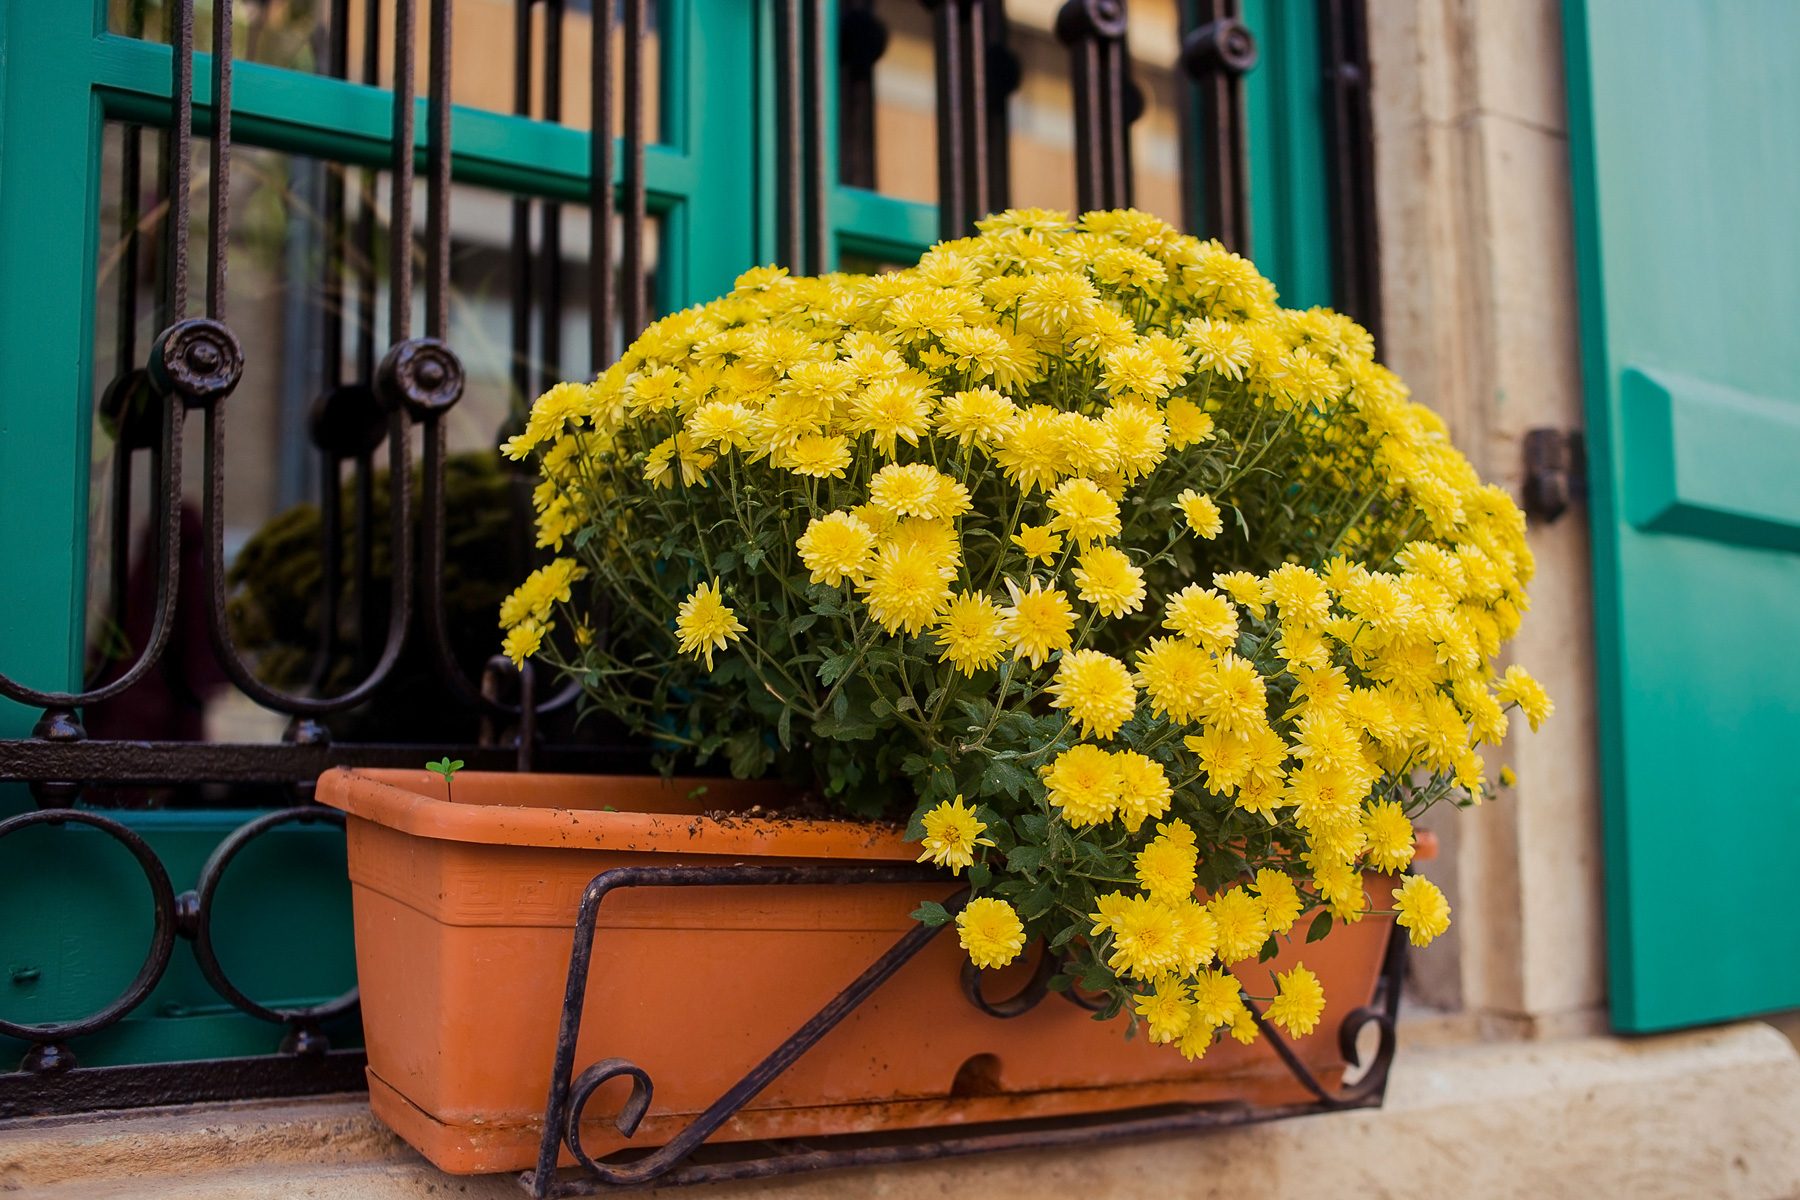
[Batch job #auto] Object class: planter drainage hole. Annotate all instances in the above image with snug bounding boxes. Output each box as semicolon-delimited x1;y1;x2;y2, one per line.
950;1053;1004;1098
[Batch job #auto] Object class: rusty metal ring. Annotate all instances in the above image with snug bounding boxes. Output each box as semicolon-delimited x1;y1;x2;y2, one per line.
151;317;244;407
378;336;465;418
181;807;358;1034
0;809;178;1057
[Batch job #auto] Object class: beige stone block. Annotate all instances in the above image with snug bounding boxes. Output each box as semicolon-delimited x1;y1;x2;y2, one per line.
8;1026;1798;1200
1460;0;1570;134
1471;118;1585;455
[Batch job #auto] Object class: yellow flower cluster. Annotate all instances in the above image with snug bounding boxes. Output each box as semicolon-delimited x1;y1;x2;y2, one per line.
499;207;1548;1061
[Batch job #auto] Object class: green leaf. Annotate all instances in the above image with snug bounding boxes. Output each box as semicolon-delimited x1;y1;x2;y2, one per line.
1048;921;1080;949
817;653;853;687
1306;910;1334;943
1257;934;1281;963
1076;962;1113;992
788;614;818;636
1005;845;1045;875
425;757;464;781
967;862;993;889
1046;973;1073;992
911;901;951;927
1018;882;1055;921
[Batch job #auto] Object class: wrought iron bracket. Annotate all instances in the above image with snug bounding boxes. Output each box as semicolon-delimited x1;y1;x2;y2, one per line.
521;864;1410;1196
1522;427;1588;524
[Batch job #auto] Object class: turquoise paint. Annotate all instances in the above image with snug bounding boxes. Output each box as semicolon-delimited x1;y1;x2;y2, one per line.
1620;369;1800;552
0;3;104;738
1565;0;1800;1031
1241;0;1331;309
92;36;698;205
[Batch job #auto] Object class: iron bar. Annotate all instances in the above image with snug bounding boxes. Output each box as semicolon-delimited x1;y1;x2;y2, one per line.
1318;0;1382;340
776;0;806;268
1057;0;1133;212
540;0;567;393
621;0;648;339
0;1051;369;1121
590;0;615;368
1179;0;1256;248
513;0;537;405
837;0;887;190
0;737;648;788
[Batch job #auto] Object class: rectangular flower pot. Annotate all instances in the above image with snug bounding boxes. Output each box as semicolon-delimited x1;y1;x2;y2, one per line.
319;767;1411;1176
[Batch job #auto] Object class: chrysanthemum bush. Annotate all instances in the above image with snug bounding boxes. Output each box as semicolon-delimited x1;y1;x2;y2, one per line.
499;208;1552;1060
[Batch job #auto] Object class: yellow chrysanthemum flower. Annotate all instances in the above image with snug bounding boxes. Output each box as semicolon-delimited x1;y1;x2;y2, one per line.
1113;751;1174;832
916;795;993;873
1163;584;1239;653
1047;477;1122;545
1361;800;1415;873
1040;743;1121;827
1011;522;1063;565
1048;650;1137;739
1134;836;1197;904
957;898;1027;969
1176;489;1224;540
779;432;852;478
1252;868;1305;936
796;511;877;587
859;543;954;635
1494;664;1554;731
1209;887;1269;964
674;579;746;669
1000;577;1076;667
502;620;545;668
1073;545;1147;618
1134;978;1192;1044
868;462;971;520
931;592;1007;676
1394;874;1452;947
1265;963;1325;1037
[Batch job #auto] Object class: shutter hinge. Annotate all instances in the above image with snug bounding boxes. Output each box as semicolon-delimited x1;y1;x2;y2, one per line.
1522;427;1586;524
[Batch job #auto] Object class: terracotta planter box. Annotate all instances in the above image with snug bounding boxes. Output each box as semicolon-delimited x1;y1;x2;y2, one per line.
319;767;1410;1176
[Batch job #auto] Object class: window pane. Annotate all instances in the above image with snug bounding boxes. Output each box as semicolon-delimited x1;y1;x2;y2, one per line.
85;121;661;768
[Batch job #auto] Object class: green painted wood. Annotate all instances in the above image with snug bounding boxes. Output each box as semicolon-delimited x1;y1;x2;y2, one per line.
1241;0;1332;310
1620;369;1800;553
0;3;105;739
91;35;697;206
1565;0;1800;1031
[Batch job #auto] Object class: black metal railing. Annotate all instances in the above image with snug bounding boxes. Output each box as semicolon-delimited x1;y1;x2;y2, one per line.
518;863;1406;1195
0;0;1384;1132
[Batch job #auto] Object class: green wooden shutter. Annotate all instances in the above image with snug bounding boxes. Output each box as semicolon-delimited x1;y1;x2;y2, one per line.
1565;0;1800;1032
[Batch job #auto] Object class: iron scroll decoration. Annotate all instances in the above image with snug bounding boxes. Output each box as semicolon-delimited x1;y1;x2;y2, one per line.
520;865;1411;1197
